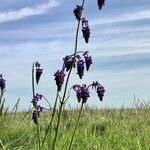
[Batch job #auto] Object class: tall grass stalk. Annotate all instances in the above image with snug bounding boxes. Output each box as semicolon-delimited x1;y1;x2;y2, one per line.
68;102;84;150
0;140;5;150
41;90;59;147
52;0;85;149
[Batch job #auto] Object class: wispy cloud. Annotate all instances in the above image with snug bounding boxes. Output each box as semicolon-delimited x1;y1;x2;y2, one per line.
91;9;150;25
0;0;59;23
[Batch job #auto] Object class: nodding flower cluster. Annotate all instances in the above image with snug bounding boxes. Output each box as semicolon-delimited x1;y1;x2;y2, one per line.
54;51;92;92
97;0;105;10
82;18;90;43
54;70;65;92
0;74;6;91
73;1;106;43
73;81;105;103
73;5;83;21
73;84;90;103
73;5;91;44
32;93;43;124
35;62;43;84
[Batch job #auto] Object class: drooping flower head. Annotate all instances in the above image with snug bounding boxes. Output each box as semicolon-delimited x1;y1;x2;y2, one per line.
0;74;6;91
54;70;65;91
97;0;105;10
35;62;43;84
73;5;83;21
63;55;74;71
32;105;43;124
82;18;91;43
31;93;42;107
83;51;92;71
77;59;84;79
73;84;90;103
92;81;105;101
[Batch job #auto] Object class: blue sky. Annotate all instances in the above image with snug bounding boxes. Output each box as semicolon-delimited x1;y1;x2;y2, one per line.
0;0;150;109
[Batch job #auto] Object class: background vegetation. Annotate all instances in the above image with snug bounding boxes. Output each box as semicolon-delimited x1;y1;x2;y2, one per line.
0;101;149;150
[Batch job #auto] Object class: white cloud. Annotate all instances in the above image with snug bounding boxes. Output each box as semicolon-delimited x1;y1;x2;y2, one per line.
91;9;150;25
0;0;59;23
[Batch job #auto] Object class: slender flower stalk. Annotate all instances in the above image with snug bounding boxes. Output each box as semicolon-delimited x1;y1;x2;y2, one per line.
68;102;84;150
32;62;41;150
41;90;59;147
52;0;85;149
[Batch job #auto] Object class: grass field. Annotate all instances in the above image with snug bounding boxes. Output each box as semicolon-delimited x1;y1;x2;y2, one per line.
0;102;150;150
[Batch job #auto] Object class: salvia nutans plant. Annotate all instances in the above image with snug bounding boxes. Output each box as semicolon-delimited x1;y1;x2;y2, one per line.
0;0;106;149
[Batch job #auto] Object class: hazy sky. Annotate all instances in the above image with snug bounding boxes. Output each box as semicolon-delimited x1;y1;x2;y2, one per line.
0;0;150;109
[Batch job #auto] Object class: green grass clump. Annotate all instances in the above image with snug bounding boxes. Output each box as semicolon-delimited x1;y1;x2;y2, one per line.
0;104;150;150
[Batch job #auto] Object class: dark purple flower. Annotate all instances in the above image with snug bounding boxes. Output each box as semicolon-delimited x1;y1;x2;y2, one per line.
32;105;43;124
83;51;92;71
54;70;65;91
63;55;74;71
73;84;90;103
97;0;105;10
73;84;82;103
32;93;42;107
37;105;44;113
77;59;84;79
32;110;38;124
92;81;105;101
82;18;90;43
35;62;43;84
73;5;83;21
0;74;6;91
97;86;105;101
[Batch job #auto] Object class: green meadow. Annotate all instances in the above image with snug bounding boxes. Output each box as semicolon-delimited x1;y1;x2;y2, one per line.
0;102;149;150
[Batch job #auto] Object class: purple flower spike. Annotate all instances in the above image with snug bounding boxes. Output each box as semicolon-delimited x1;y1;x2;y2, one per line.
83;51;92;71
73;5;83;21
73;84;90;103
35;62;43;84
54;70;65;91
97;0;105;10
63;55;74;71
82;18;90;43
77;59;84;79
0;74;6;91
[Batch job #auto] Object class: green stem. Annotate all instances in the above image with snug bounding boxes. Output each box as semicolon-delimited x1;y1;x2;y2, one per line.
52;0;85;149
32;62;41;150
41;90;59;147
68;102;84;150
0;89;3;107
